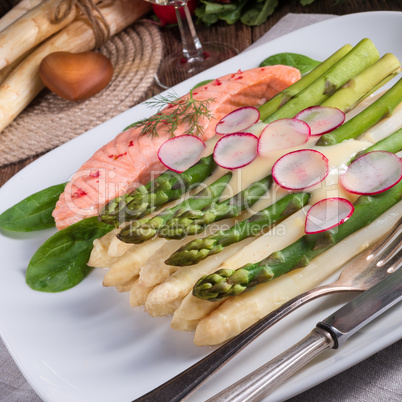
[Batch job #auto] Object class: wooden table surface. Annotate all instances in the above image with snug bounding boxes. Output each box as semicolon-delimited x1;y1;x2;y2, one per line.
0;0;401;187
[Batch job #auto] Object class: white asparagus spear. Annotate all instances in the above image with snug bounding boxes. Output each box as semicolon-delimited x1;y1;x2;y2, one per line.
171;209;308;331
135;219;241;308
0;0;42;31
115;276;138;293
129;280;154;308
0;51;33;85
105;202;183;258
107;236;135;258
139;237;204;288
194;201;402;346
0;0;152;134
103;237;166;287
171;298;225;332
0;0;91;70
138;218;245;288
145;238;256;317
104;230;229;289
0;0;40;84
88;227;120;268
358;102;402;143
130;186;283;309
100;196;228;284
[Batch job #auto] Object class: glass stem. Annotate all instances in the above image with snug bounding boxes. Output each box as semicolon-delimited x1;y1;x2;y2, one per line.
175;5;204;60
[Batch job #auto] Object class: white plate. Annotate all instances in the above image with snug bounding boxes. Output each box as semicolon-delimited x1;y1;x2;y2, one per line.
1;11;401;402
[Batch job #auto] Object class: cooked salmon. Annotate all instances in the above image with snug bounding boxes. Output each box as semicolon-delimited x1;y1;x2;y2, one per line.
53;66;301;229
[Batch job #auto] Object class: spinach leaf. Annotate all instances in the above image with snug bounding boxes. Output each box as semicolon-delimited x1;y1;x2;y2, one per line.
203;1;237;14
220;0;248;25
260;52;321;75
241;0;278;26
26;217;114;292
195;0;243;25
0;183;66;232
195;7;219;25
194;0;320;27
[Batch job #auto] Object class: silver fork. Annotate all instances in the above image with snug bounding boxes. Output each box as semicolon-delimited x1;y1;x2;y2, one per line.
134;217;402;402
264;217;401;317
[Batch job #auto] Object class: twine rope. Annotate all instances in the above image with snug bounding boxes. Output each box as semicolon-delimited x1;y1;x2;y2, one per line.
52;0;111;47
0;22;163;167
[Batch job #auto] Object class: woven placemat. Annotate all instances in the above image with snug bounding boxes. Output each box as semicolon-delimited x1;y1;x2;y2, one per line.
0;21;163;166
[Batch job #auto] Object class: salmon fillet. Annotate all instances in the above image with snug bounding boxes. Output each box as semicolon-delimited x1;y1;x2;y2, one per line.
53;66;301;229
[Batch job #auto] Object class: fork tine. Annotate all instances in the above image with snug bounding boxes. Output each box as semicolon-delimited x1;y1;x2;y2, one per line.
376;234;402;266
380;249;402;274
337;218;402;284
369;217;402;262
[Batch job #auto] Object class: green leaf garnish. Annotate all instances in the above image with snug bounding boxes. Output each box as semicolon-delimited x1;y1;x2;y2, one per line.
0;183;66;232
124;90;215;138
26;217;114;292
260;52;321;75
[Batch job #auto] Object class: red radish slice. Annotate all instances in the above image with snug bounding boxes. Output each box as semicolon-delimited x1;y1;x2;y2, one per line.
215;107;260;135
158;135;206;173
272;149;329;190
340;151;402;195
213;132;258;169
258;118;310;155
305;197;354;234
295;106;345;136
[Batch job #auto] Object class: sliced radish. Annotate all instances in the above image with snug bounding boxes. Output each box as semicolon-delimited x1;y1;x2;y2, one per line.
257;118;310;155
215;107;260;135
295;106;345;136
305;197;354;234
272;149;329;190
340;151;402;195
213;132;258;169
158;135;206;173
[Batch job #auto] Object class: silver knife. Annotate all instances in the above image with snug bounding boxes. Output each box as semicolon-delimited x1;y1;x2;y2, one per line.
207;259;402;402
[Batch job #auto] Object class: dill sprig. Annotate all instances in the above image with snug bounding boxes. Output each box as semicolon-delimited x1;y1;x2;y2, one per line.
125;90;215;137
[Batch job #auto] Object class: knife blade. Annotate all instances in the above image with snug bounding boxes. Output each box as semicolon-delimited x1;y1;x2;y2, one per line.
207;256;402;402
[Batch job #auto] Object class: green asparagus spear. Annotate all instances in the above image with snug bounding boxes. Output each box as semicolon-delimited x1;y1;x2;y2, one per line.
351;127;402;162
166;192;310;267
158;175;273;240
321;53;400;113
193;180;402;301
263;38;380;123
99;155;217;225
317;78;402;145
258;44;353;120
117;172;232;244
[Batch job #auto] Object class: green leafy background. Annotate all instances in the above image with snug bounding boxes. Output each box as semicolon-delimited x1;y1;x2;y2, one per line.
195;0;307;26
194;0;352;26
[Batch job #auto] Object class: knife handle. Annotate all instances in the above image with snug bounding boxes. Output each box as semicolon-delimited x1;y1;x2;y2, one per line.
207;327;334;402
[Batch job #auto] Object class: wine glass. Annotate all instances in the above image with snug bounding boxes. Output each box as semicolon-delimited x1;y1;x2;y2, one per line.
147;0;239;89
